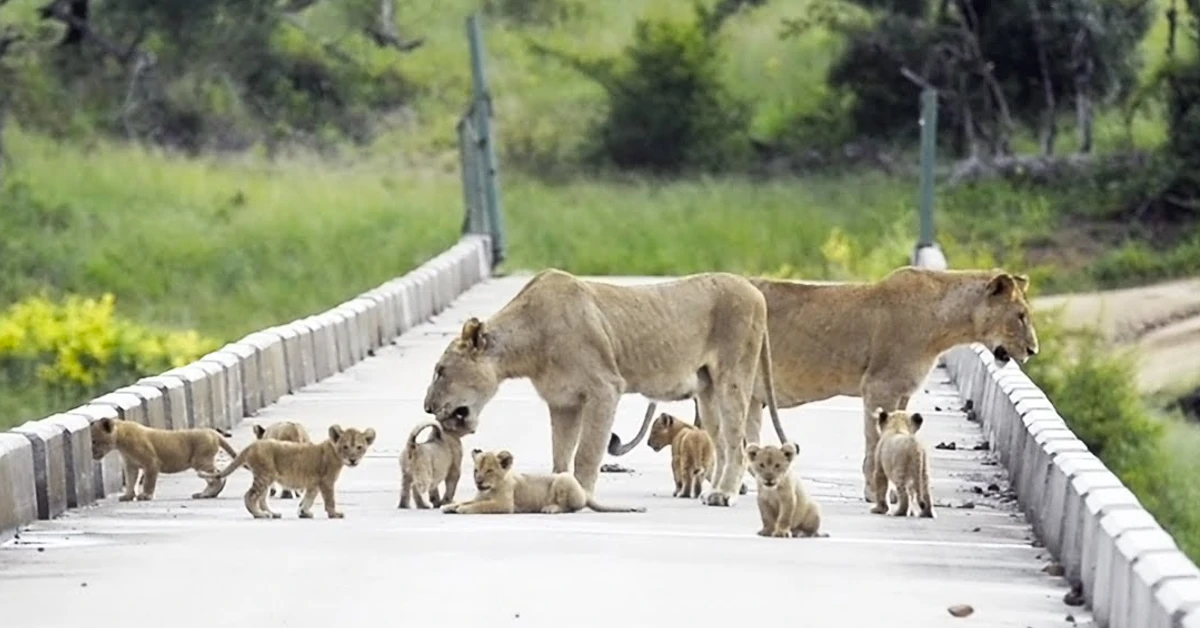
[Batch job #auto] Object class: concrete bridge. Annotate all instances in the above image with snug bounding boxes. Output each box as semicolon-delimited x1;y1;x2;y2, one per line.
2;235;1197;628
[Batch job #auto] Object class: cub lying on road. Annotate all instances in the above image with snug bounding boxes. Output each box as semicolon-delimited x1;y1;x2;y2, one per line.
90;417;237;502
252;420;312;499
199;424;376;519
647;410;715;499
399;420;468;509
745;442;823;538
441;449;646;515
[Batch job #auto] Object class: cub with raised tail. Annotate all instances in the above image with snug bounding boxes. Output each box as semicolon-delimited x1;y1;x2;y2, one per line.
90;417;237;502
198;424;376;519
441;449;646;515
745;442;824;538
870;408;934;518
647;411;715;498
252;421;312;499
399;421;468;509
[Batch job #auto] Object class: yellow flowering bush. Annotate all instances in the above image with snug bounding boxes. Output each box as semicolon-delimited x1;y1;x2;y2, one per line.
0;293;218;403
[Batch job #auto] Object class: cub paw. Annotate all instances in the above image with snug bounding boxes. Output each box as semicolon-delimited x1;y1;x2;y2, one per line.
327;511;345;519
769;529;792;538
270;512;282;519
441;503;460;514
135;494;153;501
870;504;888;515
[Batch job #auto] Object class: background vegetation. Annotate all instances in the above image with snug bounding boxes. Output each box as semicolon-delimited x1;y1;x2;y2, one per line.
2;0;1199;560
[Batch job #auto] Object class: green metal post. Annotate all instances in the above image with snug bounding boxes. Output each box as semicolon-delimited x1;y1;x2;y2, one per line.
917;87;937;248
466;13;506;266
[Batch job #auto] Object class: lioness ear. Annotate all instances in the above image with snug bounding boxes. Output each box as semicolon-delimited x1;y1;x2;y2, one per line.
910;413;924;430
986;272;1018;298
460;317;488;352
745;444;760;461
252;424;266;440
1013;273;1030;292
363;428;377;445
497;450;514;470
782;442;798;460
328;424;344;443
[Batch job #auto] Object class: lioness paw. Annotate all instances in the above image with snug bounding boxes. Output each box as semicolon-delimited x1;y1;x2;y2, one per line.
701;491;736;507
328;511;344;519
870;504;888;515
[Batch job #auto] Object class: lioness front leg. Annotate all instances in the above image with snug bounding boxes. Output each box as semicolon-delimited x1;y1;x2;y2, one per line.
320;482;343;518
705;382;751;507
549;404;583;475
572;388;620;495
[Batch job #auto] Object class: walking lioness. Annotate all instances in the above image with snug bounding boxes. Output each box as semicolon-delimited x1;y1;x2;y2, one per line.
610;266;1039;503
422;269;787;508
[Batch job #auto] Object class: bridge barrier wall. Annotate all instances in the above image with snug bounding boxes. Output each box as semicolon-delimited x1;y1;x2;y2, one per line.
944;343;1200;628
0;234;492;542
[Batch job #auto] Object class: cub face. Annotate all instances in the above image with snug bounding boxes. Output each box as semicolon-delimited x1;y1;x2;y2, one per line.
328;425;376;467
745;442;799;489
90;418;120;461
647;413;679;452
470;448;513;491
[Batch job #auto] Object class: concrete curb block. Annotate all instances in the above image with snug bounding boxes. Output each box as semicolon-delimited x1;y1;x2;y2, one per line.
0;234;492;541
0;433;38;543
944;342;1200;628
10;420;69;520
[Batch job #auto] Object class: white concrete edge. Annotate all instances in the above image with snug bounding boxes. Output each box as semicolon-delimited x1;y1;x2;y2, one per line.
0;234;492;539
942;343;1200;628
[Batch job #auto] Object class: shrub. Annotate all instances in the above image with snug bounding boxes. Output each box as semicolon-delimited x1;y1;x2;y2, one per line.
0;293;218;426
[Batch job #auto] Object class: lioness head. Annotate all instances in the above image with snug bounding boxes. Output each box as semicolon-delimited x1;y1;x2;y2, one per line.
470;448;513;491
423;317;500;435
647;413;681;452
328;425;376;467
876;408;924;435
975;271;1039;365
90;417;120;461
745;442;799;489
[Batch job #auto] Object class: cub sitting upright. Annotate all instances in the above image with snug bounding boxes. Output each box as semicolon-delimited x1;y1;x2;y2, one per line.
870;408;934;518
252;421;312;499
745;442;823;538
90;417;238;502
199;424;376;519
647;411;715;499
399;421;468;509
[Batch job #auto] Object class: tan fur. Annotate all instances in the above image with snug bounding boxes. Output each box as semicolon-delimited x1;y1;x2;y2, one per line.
198;425;376;519
614;266;1039;503
870;409;934;518
398;421;467;509
647;411;715;499
422;268;787;508
745;443;824;538
252;421;312;499
90;418;237;501
441;449;646;515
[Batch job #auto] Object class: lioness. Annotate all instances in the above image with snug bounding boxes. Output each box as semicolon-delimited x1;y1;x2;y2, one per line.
646;410;715;499
252;420;312;499
612;267;1038;503
871;409;934;518
423;269;787;508
441;449;646;515
399;420;467;509
745;443;823;538
198;424;376;519
90;417;237;502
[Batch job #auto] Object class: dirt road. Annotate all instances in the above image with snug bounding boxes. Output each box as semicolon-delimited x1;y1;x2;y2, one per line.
1033;277;1200;394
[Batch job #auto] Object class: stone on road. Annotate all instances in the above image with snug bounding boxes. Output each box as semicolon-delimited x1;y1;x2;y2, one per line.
0;276;1078;627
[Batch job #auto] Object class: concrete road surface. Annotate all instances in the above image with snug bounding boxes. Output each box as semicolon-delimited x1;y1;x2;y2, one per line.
0;276;1082;628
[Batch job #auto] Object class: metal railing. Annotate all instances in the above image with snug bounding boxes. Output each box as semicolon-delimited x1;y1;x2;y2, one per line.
456;13;507;268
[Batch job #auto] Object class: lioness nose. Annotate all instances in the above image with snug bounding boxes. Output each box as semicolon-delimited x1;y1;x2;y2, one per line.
1028;347;1038;357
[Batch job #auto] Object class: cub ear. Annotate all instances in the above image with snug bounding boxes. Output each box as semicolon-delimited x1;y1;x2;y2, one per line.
910;413;924;431
328;424;344;443
660;413;673;426
460;317;488;352
363;428;377;445
471;448;484;463
98;417;116;434
497;450;514;470
986;272;1018;298
745;444;760;462
252;424;266;439
782;442;799;460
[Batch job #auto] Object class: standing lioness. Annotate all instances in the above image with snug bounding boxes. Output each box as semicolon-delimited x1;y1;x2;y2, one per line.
611;267;1039;503
423;269;787;508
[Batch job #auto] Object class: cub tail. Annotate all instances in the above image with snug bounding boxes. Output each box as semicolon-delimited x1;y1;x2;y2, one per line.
405;422;443;458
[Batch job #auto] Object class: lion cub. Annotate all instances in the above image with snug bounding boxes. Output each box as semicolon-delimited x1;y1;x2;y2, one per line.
745;443;823;538
870;409;934;518
90;417;237;502
252;421;312;499
199;424;376;519
647;412;715;498
441;449;646;515
399;421;467;509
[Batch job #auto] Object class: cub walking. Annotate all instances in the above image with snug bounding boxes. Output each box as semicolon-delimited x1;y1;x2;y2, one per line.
647;411;715;498
399;421;467;509
870;409;935;518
